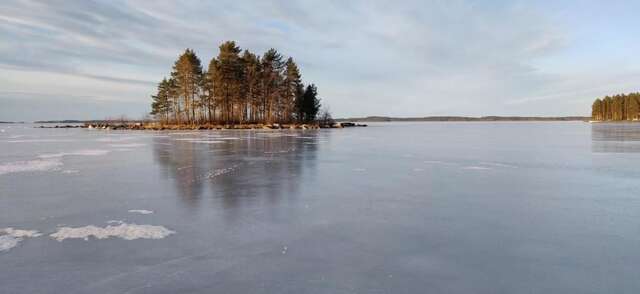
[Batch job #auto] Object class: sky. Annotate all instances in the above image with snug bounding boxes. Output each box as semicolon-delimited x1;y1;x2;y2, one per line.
1;0;640;121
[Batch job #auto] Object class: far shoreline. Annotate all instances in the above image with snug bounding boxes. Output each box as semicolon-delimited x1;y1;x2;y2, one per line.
335;116;590;122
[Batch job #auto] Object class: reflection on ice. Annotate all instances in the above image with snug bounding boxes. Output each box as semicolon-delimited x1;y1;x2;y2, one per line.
592;123;640;153
152;129;322;208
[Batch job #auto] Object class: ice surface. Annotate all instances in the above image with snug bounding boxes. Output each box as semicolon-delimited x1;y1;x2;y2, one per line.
216;137;241;140
128;209;154;215
463;166;492;170
202;165;239;179
50;223;175;241
174;138;225;144
0;159;62;175
38;149;110;159
96;137;136;142
109;143;147;148
7;139;75;143
479;162;518;168
423;160;448;164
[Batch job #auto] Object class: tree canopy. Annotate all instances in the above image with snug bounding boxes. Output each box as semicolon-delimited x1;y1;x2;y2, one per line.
591;93;640;121
151;42;322;125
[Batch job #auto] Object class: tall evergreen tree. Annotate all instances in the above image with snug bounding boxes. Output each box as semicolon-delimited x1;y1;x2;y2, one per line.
301;84;321;123
261;49;285;123
150;78;172;123
210;41;244;123
283;57;304;123
591;98;603;121
242;50;262;123
172;49;203;124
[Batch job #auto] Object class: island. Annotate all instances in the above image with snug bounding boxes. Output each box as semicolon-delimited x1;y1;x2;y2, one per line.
146;41;333;129
591;93;640;121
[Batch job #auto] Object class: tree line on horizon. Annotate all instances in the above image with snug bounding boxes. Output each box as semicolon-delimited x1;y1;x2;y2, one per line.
591;93;640;121
150;41;322;125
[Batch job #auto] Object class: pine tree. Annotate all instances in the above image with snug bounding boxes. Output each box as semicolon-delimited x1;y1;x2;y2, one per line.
210;41;244;123
242;50;262;123
626;93;640;121
301;84;321;123
150;78;172;123
172;49;203;124
261;49;285;123
281;57;303;122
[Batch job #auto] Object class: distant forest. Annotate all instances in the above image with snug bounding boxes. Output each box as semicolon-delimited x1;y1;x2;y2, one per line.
591;93;640;121
337;116;589;122
151;41;322;125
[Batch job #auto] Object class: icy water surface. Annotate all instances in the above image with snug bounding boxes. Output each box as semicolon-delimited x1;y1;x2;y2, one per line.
1;122;640;293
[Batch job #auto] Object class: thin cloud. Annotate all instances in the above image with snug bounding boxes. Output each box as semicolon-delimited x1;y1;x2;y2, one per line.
1;0;639;120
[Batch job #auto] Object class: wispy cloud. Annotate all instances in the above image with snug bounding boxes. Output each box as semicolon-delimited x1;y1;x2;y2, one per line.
1;0;639;120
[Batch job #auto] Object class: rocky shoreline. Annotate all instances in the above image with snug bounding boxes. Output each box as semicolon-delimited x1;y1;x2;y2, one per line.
37;122;367;130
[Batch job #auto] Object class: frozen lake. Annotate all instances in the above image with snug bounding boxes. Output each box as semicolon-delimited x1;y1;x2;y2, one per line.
1;122;640;293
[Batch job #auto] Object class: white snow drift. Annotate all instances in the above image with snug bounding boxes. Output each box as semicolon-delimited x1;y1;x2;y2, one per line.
0;228;42;252
50;223;174;241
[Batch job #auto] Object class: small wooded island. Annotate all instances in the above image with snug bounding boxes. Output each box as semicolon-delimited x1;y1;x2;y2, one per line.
591;93;640;121
145;41;342;130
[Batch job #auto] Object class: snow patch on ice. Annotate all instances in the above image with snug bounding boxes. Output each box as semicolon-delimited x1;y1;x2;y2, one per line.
0;235;19;252
0;228;42;252
0;159;62;175
50;223;174;241
2;228;42;238
128;209;154;215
